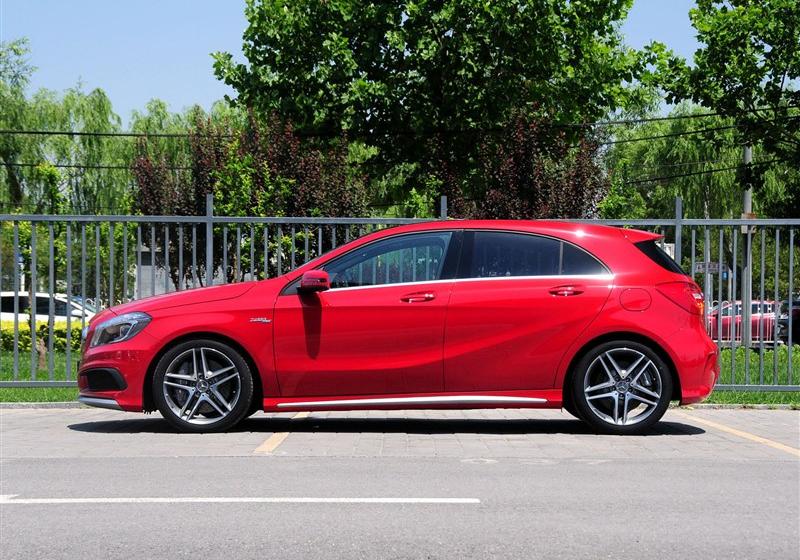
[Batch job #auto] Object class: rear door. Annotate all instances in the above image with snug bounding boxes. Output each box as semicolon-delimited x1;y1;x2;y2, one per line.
443;231;612;392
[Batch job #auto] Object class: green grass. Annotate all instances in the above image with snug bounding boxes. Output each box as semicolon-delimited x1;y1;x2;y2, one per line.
1;347;799;405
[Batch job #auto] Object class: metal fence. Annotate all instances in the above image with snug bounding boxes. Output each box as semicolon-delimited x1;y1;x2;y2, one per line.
0;195;797;391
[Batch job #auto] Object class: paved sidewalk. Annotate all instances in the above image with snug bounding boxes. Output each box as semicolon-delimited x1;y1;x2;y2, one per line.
1;406;797;460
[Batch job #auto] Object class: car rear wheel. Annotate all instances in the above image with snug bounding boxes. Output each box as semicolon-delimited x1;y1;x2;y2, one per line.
571;340;672;435
153;339;253;433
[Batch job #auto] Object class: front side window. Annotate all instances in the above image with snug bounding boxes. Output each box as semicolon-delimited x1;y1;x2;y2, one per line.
324;232;453;289
465;231;607;278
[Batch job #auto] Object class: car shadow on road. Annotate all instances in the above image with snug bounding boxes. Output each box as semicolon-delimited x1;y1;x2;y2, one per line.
68;415;705;436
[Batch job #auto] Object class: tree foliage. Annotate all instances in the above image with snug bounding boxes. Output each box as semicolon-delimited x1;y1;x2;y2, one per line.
657;0;800;217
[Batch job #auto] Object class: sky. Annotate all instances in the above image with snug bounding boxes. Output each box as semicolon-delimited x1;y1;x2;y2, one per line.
1;0;700;125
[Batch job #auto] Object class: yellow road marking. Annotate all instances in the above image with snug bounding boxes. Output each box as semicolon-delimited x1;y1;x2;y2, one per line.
674;411;800;459
253;411;310;455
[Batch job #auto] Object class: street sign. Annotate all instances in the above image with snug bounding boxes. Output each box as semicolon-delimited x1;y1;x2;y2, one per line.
694;262;721;274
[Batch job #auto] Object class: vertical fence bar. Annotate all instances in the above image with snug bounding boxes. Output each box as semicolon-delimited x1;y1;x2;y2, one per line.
703;227;711;327
12;222;19;380
730;230;737;384
136;225;142;300
178;225;184;291
95;225;101;309
29;223;37;381
788;228;794;385
317;227;323;258
48;224;54;380
81;224;87;330
250;225;255;280
759;227;765;384
744;226;751;385
264;224;269;280
223;226;228;283
291;226;296;270
122;223;128;302
109;223;115;306
150;225;156;297
164;225;170;294
277;226;283;275
690;227;696;285
205;194;214;287
674;197;682;264
235;226;241;282
65;224;72;380
717;229;724;355
304;226;309;263
774;228;780;384
192;225;198;288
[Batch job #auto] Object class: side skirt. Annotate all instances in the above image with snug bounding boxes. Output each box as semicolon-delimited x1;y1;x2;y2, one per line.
263;390;562;412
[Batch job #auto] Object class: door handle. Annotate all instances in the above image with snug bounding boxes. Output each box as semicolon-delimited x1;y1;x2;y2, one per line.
400;292;436;303
549;285;584;297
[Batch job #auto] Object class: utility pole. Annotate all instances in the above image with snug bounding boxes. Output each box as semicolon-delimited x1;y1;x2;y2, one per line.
741;145;754;349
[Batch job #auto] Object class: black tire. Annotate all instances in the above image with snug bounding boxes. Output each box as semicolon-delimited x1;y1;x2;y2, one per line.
571;340;672;435
153;338;254;433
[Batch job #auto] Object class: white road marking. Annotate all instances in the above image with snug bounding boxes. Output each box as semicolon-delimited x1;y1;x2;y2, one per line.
0;495;480;505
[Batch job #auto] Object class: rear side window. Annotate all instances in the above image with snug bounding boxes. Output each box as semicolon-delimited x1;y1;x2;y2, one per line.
634;240;686;274
465;232;607;278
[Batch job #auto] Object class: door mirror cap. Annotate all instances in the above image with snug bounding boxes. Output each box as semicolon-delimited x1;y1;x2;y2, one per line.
299;270;330;292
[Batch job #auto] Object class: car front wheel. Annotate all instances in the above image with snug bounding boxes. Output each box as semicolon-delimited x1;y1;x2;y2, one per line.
571;340;672;435
153;339;254;433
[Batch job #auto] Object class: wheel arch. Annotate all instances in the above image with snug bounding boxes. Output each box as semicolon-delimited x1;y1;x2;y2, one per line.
561;331;681;412
142;331;263;413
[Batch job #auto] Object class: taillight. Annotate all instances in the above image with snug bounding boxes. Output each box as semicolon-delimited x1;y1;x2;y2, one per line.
656;282;705;315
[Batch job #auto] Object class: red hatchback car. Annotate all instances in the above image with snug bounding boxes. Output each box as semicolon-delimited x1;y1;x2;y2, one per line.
78;221;719;434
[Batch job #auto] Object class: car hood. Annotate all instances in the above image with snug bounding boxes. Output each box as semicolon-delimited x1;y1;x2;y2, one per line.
106;282;258;317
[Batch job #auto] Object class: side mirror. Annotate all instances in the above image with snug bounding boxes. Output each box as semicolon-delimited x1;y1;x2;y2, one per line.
299;270;330;293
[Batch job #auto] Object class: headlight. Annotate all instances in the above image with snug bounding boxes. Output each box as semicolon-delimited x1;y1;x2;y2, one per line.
90;312;151;347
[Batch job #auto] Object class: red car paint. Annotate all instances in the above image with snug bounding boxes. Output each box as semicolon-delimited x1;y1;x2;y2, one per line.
78;221;718;415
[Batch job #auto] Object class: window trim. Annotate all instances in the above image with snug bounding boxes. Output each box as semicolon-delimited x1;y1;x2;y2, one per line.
280;230;463;295
458;229;610;280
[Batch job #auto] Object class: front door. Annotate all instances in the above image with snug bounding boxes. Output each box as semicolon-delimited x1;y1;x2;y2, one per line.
273;231;457;397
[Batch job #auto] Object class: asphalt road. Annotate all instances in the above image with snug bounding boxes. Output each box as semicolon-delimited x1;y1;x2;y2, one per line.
1;407;798;559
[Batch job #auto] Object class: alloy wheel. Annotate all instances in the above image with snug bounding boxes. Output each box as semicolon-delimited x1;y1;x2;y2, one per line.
161;347;242;425
582;347;663;427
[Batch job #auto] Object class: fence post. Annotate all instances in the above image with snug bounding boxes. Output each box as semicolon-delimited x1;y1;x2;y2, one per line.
440;196;448;219
674;197;682;264
205;194;214;286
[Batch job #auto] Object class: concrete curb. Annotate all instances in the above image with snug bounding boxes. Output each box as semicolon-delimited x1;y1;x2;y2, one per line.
1;402;796;410
0;401;86;409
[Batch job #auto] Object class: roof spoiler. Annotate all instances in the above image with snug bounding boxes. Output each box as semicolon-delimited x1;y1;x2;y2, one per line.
618;228;663;244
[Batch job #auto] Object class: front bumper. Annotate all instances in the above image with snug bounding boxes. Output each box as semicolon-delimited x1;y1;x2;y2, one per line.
78;395;124;411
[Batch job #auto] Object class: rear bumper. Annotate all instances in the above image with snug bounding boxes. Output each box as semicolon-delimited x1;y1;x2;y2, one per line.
675;329;719;405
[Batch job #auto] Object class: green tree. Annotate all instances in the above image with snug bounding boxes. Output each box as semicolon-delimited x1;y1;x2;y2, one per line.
214;0;661;203
658;0;800;217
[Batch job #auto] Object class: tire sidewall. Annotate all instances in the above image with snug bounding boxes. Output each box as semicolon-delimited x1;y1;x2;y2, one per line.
153;338;254;433
572;340;673;435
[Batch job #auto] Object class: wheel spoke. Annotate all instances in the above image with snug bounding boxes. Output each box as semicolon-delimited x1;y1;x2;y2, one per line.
165;372;195;382
212;372;238;388
597;355;618;382
623;354;646;379
191;349;200;379
585;380;615;393
200;348;210;378
164;380;192;391
611;393;620;424
631;383;660;400
184;394;203;421
203;394;226;416
628;359;653;385
629;393;658;407
604;352;624;379
586;391;616;402
209;387;233;411
622;393;631;425
207;365;235;380
178;388;198;417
